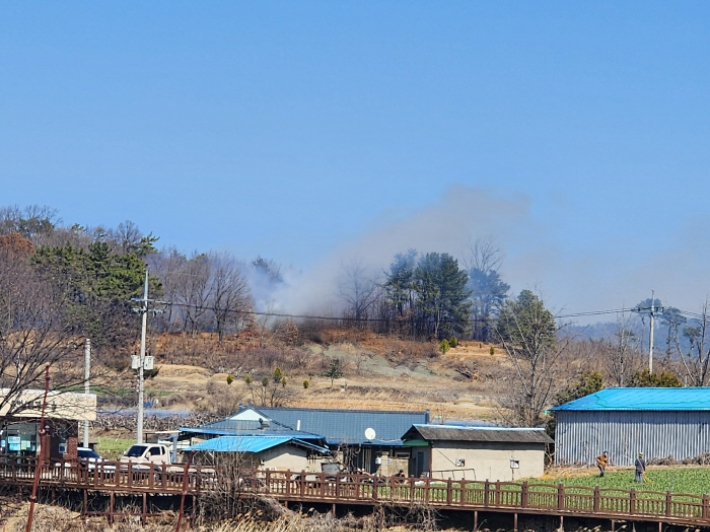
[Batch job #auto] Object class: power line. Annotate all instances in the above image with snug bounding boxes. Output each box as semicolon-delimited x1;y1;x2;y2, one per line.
555;309;630;319
145;299;710;326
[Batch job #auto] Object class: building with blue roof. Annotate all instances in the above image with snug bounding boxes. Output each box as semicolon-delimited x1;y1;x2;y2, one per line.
246;406;429;475
186;435;330;472
552;387;710;466
180;406;429;475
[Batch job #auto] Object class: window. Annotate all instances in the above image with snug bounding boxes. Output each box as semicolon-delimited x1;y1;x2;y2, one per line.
125;445;147;458
78;449;101;460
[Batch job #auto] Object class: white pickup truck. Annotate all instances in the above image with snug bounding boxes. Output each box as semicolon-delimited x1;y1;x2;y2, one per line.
119;442;216;482
119;443;172;468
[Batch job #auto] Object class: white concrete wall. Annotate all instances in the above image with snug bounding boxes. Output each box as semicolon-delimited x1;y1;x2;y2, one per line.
430;442;546;482
260;446;321;473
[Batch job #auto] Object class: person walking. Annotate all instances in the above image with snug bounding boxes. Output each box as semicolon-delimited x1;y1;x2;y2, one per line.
634;452;646;483
596;451;609;477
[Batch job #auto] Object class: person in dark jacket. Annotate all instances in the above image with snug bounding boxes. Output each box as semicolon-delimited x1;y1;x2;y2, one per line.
596;451;608;477
634;452;646;483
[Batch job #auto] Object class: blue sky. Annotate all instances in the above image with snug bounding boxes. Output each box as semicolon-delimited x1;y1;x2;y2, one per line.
2;2;710;316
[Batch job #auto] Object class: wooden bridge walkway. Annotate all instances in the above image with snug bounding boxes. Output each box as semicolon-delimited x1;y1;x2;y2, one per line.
1;459;709;529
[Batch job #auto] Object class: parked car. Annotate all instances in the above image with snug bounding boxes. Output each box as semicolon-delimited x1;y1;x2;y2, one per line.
119;443;172;470
56;447;114;473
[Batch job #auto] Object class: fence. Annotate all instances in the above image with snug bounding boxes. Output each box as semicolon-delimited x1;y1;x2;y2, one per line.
0;459;708;527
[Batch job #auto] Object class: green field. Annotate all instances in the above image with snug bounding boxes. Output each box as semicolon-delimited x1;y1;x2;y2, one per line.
95;437;133;460
527;467;710;497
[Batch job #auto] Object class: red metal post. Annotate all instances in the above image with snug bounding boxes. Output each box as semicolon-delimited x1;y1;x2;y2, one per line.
25;366;50;532
142;492;147;526
175;450;195;532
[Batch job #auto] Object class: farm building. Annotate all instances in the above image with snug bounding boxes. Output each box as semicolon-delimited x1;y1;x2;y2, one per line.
253;406;429;475
0;389;96;461
401;425;552;481
186;435;331;472
180;406;429;475
552;387;710;466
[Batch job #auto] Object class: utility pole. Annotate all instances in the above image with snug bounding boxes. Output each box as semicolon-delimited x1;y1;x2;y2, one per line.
136;269;149;444
649;290;655;374
131;269;163;445
83;338;91;448
631;291;662;375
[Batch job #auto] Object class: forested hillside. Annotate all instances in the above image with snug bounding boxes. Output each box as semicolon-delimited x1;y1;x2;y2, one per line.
2;204;710;430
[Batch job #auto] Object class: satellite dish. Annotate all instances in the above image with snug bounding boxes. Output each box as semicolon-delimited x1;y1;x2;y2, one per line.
364;428;376;441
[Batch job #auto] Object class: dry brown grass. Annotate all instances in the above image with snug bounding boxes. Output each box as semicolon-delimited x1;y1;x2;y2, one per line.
4;503;383;532
94;330;506;427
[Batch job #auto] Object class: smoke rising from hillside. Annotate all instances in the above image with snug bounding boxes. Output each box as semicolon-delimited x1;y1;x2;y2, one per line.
263;185;532;315
255;184;710;323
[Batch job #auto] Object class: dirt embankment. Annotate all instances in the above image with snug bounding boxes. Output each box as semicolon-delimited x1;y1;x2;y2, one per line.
96;331;506;436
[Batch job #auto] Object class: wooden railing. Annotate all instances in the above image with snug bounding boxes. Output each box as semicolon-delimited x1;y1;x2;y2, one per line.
248;471;710;525
0;457;209;494
0;459;708;526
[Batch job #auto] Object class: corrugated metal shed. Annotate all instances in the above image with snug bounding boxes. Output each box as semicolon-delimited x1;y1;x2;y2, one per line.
403;424;553;444
552;388;710;411
553;388;710;466
555;410;710;466
186;436;330;454
255;406;429;445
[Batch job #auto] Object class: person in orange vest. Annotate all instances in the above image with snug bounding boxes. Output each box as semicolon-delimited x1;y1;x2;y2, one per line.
596;451;609;477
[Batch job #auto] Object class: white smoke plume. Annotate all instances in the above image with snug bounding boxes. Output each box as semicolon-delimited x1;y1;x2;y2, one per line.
253;184;710;324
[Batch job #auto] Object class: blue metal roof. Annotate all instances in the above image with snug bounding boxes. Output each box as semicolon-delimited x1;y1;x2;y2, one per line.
552;387;710;411
254;406;429;445
186;436;330;454
179;418;323;440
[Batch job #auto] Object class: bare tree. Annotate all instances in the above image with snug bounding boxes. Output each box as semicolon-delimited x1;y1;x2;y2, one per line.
178;253;213;335
146;247;188;332
112;220;143;255
0;238;84;417
208;253;253;343
465;237;509;342
494;290;570;427
465;236;504;273
338;260;380;327
606;311;645;387
677;301;710;387
245;368;293;407
0;204;58;239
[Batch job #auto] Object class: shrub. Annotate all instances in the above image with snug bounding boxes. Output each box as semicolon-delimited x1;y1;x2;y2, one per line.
439;339;450;354
303;379;309;389
226;374;234;385
449;336;458;348
489;346;495;355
